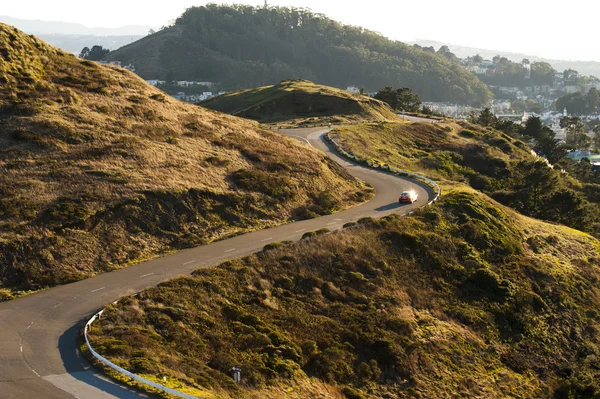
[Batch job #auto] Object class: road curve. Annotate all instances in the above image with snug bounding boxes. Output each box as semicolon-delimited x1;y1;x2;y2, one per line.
0;128;434;399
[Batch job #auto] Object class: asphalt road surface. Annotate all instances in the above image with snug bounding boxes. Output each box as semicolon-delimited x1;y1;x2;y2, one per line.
0;128;434;399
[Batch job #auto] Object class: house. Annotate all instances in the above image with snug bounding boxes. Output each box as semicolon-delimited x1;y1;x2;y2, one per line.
563;85;581;94
492;101;512;113
346;86;360;94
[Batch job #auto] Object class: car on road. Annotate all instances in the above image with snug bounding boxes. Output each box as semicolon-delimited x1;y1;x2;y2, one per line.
399;190;418;203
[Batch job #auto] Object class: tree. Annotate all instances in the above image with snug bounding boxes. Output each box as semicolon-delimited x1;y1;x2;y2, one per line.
544;189;590;229
395;87;422;112
80;45;110;61
530;62;555;86
561;116;590;150
495;119;522;137
523;116;544;140
476;108;497;127
564;69;579;81
515;160;559;217
534;127;568;164
79;46;90;59
374;87;421;112
148;28;156;35
593;124;600;152
374;87;398;110
437;45;458;63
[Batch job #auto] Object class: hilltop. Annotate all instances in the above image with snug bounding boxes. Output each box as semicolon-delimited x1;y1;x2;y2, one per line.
105;5;492;106
89;190;600;398
200;80;402;126
0;24;370;298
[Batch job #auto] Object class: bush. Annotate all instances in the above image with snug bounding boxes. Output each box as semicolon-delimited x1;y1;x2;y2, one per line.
262;241;292;252
231;169;295;200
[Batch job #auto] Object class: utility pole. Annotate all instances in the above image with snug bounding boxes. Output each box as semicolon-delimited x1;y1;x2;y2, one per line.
264;0;268;8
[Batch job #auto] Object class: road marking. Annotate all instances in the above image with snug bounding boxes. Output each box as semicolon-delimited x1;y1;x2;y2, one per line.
53;302;64;309
261;237;273;242
295;229;306;233
224;248;236;253
20;322;41;378
334;218;343;221
183;260;196;265
140;273;154;278
326;222;337;226
91;287;105;293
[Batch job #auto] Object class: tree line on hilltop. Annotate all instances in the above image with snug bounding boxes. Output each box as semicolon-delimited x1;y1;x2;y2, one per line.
105;4;492;105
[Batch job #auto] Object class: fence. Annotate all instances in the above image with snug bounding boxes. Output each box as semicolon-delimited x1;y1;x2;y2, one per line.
324;133;441;204
84;309;200;399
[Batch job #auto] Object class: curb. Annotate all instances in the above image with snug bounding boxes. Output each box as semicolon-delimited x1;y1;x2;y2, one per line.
324;132;441;204
85;309;200;399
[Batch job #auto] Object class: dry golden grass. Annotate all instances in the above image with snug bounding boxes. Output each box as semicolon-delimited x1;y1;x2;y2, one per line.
0;24;371;296
200;79;402;127
89;189;600;398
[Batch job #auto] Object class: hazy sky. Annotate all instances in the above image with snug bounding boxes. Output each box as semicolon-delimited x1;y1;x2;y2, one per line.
3;0;599;61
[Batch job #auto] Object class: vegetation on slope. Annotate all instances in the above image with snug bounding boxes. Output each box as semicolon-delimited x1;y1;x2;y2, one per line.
200;79;402;126
106;4;492;106
0;24;371;298
332;121;600;237
89;191;600;398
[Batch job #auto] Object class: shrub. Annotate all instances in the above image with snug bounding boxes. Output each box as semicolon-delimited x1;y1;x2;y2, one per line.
231;169;295;200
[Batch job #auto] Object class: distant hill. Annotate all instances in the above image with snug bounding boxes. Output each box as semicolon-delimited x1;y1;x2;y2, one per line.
36;34;143;54
200;79;402;125
0;15;154;36
412;39;600;78
0;16;148;54
106;5;492;106
0;23;368;298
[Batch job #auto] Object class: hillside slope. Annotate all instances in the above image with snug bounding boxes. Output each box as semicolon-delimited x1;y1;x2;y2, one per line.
200;79;402;125
0;24;370;298
331;121;600;236
89;190;600;398
105;5;492;106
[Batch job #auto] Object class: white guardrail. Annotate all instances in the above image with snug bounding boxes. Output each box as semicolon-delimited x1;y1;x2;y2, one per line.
84;131;440;399
85;309;200;399
324;133;441;204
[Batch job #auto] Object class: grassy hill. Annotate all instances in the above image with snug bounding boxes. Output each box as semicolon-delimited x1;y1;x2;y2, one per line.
0;24;371;299
200;80;402;126
85;79;600;396
89;189;600;398
105;5;492;106
331;121;600;237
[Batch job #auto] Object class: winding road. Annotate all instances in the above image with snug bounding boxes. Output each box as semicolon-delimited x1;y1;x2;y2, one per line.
0;128;434;399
